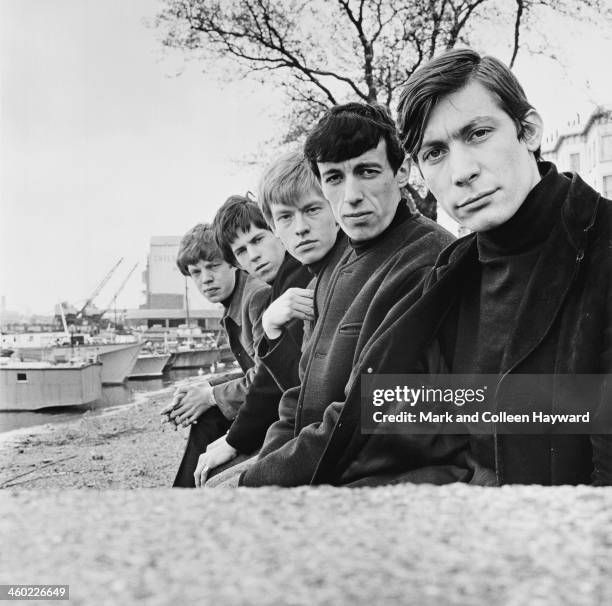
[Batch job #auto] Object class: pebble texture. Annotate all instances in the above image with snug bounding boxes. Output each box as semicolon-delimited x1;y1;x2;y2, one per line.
2;484;611;606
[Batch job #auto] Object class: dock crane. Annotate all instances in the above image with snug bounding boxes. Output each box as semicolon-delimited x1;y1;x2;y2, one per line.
76;258;123;319
99;262;139;325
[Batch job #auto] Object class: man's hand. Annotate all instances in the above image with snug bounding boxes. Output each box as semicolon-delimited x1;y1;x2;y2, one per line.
159;381;216;427
262;288;314;339
194;439;238;487
207;433;230;451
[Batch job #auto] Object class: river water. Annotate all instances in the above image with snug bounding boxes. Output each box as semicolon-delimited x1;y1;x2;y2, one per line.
0;369;200;434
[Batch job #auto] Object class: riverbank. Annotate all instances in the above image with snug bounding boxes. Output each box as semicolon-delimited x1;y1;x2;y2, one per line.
0;378;200;489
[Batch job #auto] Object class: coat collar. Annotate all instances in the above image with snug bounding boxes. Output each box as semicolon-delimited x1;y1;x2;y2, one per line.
432;169;602;373
222;270;248;326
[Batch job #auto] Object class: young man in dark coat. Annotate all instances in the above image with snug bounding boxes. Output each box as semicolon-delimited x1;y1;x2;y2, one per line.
359;47;612;486
236;103;480;488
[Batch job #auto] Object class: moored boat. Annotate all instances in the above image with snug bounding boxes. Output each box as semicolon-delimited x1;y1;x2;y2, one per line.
17;342;142;385
168;346;219;370
128;352;172;379
218;344;235;365
0;360;102;411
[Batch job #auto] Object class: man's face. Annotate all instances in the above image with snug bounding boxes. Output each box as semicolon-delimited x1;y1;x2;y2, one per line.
230;226;285;283
417;80;542;232
270;189;338;265
318;139;408;241
187;259;236;303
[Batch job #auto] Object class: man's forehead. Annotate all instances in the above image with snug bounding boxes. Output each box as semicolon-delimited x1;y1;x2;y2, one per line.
231;226;267;247
189;258;222;270
317;139;388;171
421;81;502;144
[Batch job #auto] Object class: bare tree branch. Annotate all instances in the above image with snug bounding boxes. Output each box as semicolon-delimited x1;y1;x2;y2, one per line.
509;0;525;67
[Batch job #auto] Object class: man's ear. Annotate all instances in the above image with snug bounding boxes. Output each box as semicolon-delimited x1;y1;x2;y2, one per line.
521;109;544;152
395;157;411;188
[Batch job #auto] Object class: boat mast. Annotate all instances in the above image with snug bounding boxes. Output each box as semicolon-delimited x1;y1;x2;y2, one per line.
184;276;191;339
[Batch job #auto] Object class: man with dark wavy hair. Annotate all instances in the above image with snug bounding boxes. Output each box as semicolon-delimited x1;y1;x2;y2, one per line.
382;48;611;485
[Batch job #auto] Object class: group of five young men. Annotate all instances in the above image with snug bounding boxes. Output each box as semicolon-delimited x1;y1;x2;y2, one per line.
162;48;612;488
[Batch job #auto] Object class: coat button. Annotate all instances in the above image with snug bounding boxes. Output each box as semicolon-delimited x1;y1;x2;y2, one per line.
367;367;373;373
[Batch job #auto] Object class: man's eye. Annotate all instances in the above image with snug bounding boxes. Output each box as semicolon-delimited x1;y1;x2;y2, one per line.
325;174;342;184
360;168;378;177
471;128;490;140
422;148;444;163
235;249;246;257
277;214;291;222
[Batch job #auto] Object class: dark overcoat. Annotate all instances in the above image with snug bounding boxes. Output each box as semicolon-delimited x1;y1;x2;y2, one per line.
317;172;612;486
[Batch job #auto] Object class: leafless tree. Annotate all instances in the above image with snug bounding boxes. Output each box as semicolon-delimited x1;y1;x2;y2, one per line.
155;0;611;217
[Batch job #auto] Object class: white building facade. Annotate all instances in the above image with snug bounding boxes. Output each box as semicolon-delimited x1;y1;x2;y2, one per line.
542;107;612;199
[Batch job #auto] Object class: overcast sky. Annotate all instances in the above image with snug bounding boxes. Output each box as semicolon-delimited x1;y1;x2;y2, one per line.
2;0;612;315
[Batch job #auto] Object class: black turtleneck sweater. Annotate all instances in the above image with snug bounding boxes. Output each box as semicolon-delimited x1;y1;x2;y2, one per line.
453;163;571;375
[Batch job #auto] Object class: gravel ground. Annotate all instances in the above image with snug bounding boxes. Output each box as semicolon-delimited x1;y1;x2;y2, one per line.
0;381;194;489
1;484;611;606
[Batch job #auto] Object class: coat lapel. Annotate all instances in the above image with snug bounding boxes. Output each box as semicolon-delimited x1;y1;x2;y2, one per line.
500;173;601;373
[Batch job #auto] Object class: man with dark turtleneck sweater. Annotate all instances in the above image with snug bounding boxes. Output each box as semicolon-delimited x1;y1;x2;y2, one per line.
383;48;612;485
237;102;475;488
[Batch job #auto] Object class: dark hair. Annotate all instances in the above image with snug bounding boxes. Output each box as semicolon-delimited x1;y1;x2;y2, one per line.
397;48;539;162
176;223;224;277
304;102;405;178
212;194;270;266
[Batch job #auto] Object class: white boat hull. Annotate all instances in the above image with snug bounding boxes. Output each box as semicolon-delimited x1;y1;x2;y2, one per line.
169;348;219;369
0;362;102;411
129;353;171;379
17;342;142;385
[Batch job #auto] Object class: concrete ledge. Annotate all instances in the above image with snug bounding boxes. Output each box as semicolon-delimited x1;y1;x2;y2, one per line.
2;484;611;605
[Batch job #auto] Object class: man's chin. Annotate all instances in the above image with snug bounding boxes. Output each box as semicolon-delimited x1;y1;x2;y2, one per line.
344;226;383;242
293;249;326;265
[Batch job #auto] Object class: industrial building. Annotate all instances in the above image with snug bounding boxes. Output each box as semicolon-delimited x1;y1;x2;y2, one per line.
125;236;223;330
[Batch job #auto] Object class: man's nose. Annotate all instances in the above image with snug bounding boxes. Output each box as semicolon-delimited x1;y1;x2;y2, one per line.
451;147;480;187
343;175;363;206
201;271;214;285
247;244;260;262
294;213;310;236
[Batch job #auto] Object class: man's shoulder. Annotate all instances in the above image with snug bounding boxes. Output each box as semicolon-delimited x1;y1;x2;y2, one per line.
407;213;456;247
243;273;271;312
387;212;456;266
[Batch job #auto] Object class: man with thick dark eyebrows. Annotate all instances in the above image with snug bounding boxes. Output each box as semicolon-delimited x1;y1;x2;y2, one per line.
237;102;479;488
379;48;612;485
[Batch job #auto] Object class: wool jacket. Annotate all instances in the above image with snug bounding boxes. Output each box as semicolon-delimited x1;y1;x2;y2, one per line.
240;204;468;487
225;254;311;453
212;270;270;420
257;233;350;393
316;166;612;486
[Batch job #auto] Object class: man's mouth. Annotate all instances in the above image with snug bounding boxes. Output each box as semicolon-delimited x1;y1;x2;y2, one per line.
255;262;270;273
343;211;371;220
295;239;317;250
203;287;219;296
457;189;498;209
